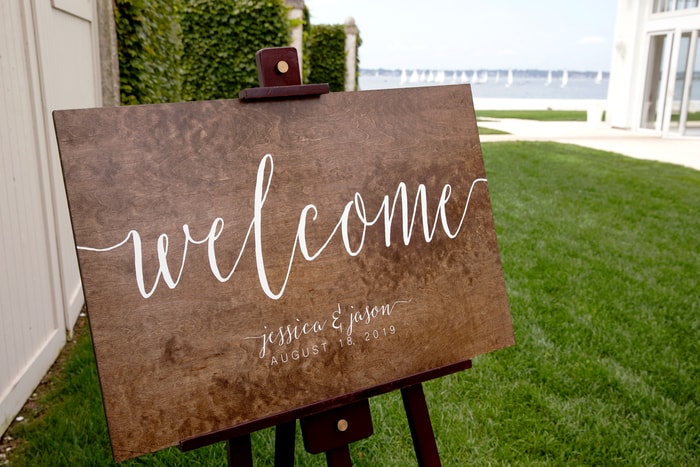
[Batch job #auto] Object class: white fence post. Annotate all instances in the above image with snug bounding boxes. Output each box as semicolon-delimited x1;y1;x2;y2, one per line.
287;0;304;75
344;17;358;91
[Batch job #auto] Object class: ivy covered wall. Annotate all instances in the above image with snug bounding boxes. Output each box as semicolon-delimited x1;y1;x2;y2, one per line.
114;0;359;104
306;24;345;92
180;0;291;101
114;0;184;105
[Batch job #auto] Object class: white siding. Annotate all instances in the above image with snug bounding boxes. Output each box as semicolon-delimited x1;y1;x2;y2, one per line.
1;0;101;435
1;0;66;434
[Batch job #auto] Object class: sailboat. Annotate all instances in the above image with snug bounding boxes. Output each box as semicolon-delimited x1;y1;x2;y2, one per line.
595;70;603;84
471;70;479;83
545;70;552;86
460;71;468;83
506;69;514;87
400;69;407;85
409;69;419;83
560;69;568;88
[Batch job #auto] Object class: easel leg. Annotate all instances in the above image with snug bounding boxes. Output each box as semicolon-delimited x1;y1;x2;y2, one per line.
226;434;253;467
274;420;296;467
325;445;353;467
401;384;441;467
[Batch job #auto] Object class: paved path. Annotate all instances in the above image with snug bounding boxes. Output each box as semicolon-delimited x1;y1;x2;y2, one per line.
478;119;700;171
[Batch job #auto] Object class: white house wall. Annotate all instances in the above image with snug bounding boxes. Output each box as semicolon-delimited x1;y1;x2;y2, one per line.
607;0;649;129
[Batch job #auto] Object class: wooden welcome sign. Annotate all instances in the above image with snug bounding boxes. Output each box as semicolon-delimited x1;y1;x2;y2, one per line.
54;84;514;461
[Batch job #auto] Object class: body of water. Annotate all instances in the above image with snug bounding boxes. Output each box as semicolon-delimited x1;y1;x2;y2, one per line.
359;69;609;104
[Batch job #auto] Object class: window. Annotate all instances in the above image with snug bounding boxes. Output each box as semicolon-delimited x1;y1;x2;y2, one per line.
653;0;700;13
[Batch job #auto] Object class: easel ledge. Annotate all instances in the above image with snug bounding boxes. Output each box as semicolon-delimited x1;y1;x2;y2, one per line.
180;359;472;450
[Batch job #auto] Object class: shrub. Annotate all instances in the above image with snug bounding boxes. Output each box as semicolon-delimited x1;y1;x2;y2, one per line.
306;24;346;92
180;0;291;100
114;0;184;105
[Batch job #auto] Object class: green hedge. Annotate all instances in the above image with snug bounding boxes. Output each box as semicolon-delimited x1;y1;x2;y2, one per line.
305;22;361;91
180;0;291;100
306;24;346;92
114;0;184;105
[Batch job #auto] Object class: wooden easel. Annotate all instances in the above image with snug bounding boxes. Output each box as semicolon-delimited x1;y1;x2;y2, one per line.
177;48;473;466
181;360;472;466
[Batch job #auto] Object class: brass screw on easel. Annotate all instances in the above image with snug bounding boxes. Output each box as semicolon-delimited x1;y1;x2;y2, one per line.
336;419;349;432
276;60;289;74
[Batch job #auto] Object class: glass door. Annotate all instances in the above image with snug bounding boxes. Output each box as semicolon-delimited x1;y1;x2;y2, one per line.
675;30;699;136
641;33;673;130
642;30;700;136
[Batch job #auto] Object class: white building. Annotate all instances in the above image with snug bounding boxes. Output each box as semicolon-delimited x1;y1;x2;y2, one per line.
608;0;700;137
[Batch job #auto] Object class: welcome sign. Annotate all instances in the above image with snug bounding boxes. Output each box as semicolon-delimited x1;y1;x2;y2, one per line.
54;85;514;461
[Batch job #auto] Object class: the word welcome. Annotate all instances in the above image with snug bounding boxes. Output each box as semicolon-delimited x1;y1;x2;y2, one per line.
78;154;487;300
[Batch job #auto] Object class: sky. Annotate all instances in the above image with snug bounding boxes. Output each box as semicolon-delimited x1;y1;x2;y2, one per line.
303;0;618;72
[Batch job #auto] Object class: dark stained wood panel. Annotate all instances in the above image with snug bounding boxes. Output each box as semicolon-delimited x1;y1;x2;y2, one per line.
53;85;514;461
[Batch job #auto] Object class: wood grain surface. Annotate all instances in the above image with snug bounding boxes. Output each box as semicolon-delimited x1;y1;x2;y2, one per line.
53;85;514;461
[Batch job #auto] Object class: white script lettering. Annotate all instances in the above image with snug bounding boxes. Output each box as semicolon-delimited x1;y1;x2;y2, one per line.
244;318;327;359
78;154;487;300
331;299;411;336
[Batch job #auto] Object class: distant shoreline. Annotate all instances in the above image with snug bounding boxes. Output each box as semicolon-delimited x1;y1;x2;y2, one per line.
355;85;608;111
360;68;609;78
358;68;609;110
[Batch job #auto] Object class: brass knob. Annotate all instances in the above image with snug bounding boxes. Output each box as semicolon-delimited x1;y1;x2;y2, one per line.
336;419;349;432
276;60;289;74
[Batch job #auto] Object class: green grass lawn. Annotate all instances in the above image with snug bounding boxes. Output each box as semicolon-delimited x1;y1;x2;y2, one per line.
4;142;699;466
672;111;700;122
477;109;587;121
477;126;510;135
476;109;588;134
